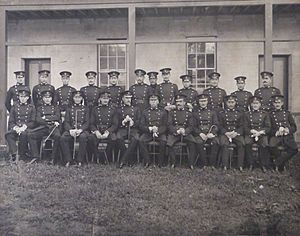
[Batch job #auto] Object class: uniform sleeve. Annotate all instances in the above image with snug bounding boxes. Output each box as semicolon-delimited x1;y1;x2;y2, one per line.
89;108;97;132
5;87;13;112
211;111;219;135
185;112;194;135
263;113;271;135
53;89;59;106
218;112;227;135
27;106;36;129
32;86;38;107
139;112;149;134
192;112;200;135
158;110;168;135
107;110;118;133
64;109;72;131
288;112;297;134
133;107;141;128
8;106;16;130
168;111;177;135
243;113;251;135
236;113;244;135
81;108;89;131
36;107;48;126
53;106;61;122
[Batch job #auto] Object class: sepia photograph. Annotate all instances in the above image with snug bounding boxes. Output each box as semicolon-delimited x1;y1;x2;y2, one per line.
0;0;300;235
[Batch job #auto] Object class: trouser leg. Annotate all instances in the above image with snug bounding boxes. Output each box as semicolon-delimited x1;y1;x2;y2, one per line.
60;133;73;162
275;148;298;169
158;141;166;167
236;143;245;168
221;146;230;168
51;130;61;162
260;146;272;168
139;141;150;165
210;143;219;167
5;132;17;155
196;143;207;167
121;138;138;165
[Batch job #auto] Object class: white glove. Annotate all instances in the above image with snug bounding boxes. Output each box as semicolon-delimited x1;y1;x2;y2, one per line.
283;127;289;135
152;126;158;133
200;133;208;141
102;130;109;139
207;133;215;139
70;129;76;137
95;130;102;139
54;121;60;127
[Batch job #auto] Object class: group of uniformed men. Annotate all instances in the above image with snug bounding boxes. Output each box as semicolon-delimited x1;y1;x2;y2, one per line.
5;67;298;172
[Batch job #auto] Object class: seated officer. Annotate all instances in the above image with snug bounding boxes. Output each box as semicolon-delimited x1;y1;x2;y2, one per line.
269;95;298;172
219;95;244;171
60;91;90;167
105;71;124;108
167;94;196;169
244;96;271;172
5;87;36;161
178;74;198;111
193;94;219;168
254;71;281;112
139;93;168;168
203;72;227;113
158;68;178;111
54;71;76;120
32;70;55;107
117;91;141;168
5;71;30;112
90;91;118;163
28;88;61;163
129;69;149;112
231;76;252;112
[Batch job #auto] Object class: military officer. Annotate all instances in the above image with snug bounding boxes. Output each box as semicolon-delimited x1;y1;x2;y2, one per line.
28;88;61;163
157;68;178;111
80;71;102;111
60;90;90;167
147;71;159;95
32;70;55;108
203;72;227;112
193;94;219;168
90;91;118;163
54;71;76;119
5;71;30;112
244;96;271;172
117;91;141;168
269;95;298;172
218;95;245;171
178;74;198;111
129;69;149;112
5;87;36;161
167;94;196;169
231;76;252;112
254;71;281;112
105;71;124;108
139;93;168;168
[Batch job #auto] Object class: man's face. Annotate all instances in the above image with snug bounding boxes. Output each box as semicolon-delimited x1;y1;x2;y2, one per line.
149;77;157;86
136;75;144;84
43;96;52;105
251;100;261;111
16;75;25;84
176;99;185;109
87;75;96;85
226;99;236;109
198;98;208;108
109;76;118;85
162;73;170;81
73;94;83;104
99;97;110;106
237;81;245;90
39;74;48;84
273;100;284;110
183;80;191;88
209;78;219;87
122;96;132;106
61;76;70;86
261;75;272;87
149;97;159;108
19;94;29;104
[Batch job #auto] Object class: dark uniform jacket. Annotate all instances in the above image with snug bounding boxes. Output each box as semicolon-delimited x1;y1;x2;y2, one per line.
32;83;55;107
231;90;253;112
36;104;61;127
64;105;89;132
203;87;226;112
254;87;281;111
80;85;102;107
178;87;198;106
139;107;167;136
8;103;36;130
105;85;124;108
54;85;76;112
90;105;118;134
218;109;244;135
116;105;140;129
129;83;149;110
193;107;219;136
147;84;158;96
5;84;30;112
168;108;194;136
158;81;178;106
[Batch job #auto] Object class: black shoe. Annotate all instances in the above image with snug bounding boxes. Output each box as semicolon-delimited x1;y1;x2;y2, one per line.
190;165;194;170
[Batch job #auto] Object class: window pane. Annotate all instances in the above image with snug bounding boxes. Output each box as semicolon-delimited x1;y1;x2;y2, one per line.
188;54;196;68
188;43;196;54
206;69;215;79
100;45;107;56
206;43;215;53
188;69;196;81
100;57;108;70
100;73;108;86
197;69;205;79
118;57;126;70
206;54;215;68
109;45;117;56
109;57;116;69
117;45;126;57
119;72;126;86
197;43;205;53
197;54;205;68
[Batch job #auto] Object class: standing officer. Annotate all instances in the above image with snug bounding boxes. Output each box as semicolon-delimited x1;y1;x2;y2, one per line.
28;88;61;163
203;72;227;113
147;71;159;95
193;94;219;168
5;71;30;112
117;91;141;168
54;71;76;120
105;71;124;108
60;90;90;167
129;69;149;112
32;70;55;108
269;94;298;172
178;74;198;111
244;96;271;172
157;68;178;111
5;87;36;161
139;93;168;168
167;94;196;169
218;95;245;171
254;71;281;112
90;91;118;163
231;76;252;112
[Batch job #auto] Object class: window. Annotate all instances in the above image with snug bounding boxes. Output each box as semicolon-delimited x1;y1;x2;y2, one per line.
98;44;127;88
186;42;216;90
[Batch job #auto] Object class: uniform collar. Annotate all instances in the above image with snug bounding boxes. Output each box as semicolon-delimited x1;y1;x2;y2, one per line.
227;108;236;112
150;107;158;110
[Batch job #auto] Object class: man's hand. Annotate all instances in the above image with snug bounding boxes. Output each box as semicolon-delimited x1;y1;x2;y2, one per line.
152;126;158;134
200;133;208;141
102;130;109;139
283;127;289;135
70;129;76;137
76;129;83;136
186;103;193;111
95;130;102;139
54;121;60;127
207;133;215;139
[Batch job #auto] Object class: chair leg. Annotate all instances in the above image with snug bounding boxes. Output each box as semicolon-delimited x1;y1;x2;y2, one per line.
104;151;109;164
39;140;44;161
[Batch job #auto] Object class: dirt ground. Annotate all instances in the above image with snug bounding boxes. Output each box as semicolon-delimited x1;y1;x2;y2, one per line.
0;154;300;236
